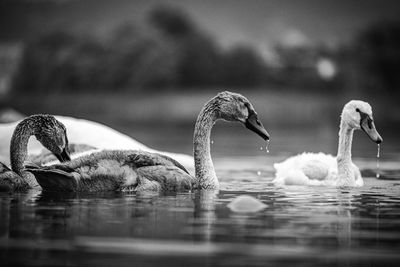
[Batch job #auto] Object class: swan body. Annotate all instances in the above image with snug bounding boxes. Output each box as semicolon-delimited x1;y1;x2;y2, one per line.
273;152;362;186
273;100;382;187
0;116;193;170
29;150;194;192
0;114;71;191
28;91;270;192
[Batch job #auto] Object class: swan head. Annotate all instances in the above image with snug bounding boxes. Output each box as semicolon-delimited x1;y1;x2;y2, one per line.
342;100;383;144
33;115;71;162
214;91;270;140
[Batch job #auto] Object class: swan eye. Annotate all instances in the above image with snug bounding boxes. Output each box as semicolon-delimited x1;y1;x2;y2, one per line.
356;108;360;112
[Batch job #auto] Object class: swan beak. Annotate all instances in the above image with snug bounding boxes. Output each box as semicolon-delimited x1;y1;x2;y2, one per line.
361;115;383;144
245;112;270;141
55;147;71;162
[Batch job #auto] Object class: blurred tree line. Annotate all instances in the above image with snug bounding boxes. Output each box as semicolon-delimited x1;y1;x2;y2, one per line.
11;5;400;95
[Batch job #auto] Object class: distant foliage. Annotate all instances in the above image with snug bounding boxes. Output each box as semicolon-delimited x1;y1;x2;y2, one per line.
149;5;195;38
14;25;177;92
13;5;277;93
355;21;400;93
14;5;399;94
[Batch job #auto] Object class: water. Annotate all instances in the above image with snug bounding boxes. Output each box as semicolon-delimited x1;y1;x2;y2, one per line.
260;140;270;154
376;144;381;178
1;122;400;266
1;155;400;267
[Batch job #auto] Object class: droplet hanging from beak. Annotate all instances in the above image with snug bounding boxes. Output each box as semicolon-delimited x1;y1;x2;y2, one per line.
265;140;270;154
376;144;381;179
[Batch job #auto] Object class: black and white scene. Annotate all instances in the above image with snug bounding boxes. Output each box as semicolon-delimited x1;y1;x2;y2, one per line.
0;0;400;266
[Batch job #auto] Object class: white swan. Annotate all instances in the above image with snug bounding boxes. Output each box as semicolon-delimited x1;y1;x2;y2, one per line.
0;115;194;170
273;100;383;187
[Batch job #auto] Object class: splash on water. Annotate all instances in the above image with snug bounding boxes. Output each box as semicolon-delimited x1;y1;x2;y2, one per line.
376;144;380;178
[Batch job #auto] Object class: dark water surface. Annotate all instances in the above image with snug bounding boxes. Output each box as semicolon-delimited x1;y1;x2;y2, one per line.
1;155;399;267
1;121;400;267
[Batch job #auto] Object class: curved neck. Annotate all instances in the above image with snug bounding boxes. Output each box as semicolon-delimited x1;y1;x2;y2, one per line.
336;119;355;185
10;118;37;176
193;100;219;189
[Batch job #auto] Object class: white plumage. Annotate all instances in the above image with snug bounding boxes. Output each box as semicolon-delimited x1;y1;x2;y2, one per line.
272;100;382;187
273;152;363;187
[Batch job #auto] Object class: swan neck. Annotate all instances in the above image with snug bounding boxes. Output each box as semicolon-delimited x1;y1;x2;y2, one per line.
337;120;354;184
194;101;219;189
10;118;37;175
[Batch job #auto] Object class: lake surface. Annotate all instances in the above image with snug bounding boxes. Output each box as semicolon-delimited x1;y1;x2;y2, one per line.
1;121;400;267
1;154;399;267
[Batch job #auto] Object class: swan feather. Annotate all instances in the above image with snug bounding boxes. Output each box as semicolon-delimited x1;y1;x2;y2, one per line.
27;150;192;192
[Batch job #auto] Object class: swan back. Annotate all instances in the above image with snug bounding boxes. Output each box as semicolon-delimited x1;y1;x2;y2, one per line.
273;152;337;186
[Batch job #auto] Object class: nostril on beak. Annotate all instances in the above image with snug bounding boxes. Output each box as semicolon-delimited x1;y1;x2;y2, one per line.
376;138;383;144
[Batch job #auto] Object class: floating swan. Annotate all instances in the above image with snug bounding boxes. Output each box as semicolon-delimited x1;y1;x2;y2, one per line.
273;100;382;187
27;91;270;192
0;114;71;191
0;115;193;170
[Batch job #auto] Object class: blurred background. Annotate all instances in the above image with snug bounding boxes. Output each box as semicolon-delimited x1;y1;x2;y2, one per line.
0;0;399;158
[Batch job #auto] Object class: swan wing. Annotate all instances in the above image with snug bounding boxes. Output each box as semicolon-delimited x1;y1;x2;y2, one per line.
27;150;191;192
352;163;364;187
27;168;78;191
273;152;336;185
27;160;137;192
134;165;194;192
55;116;149;151
301;159;330;181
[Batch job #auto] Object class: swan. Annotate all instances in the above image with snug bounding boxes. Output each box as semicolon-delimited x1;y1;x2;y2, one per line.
27;91;270;192
273;100;383;187
0;114;71;191
0;115;193;170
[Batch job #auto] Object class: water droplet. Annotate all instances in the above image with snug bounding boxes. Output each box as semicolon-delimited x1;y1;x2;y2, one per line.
376;144;380;179
260;146;263;150
265;140;270;154
211;140;214;145
377;144;380;158
257;171;261;176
